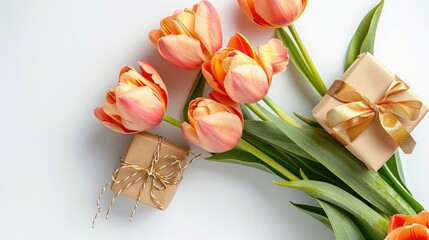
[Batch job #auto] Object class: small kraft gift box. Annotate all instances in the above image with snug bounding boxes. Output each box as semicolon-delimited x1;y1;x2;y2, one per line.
93;131;191;226
312;52;428;171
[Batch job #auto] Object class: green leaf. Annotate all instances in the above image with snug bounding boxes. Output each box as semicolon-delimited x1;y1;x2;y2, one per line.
359;0;384;55
182;71;206;122
242;132;301;177
345;0;384;70
290;202;332;230
317;200;366;240
245;120;361;198
277;180;388;240
244;120;315;161
299;168;308;179
258;107;415;216
385;151;407;189
276;28;324;94
294;154;356;192
293;112;321;128
378;165;424;213
240;104;255;120
206;148;280;177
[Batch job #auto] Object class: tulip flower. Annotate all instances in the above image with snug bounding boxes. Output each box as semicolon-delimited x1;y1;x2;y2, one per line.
94;61;168;134
181;95;243;153
149;1;222;70
202;33;289;103
385;211;429;240
237;0;327;97
237;0;308;28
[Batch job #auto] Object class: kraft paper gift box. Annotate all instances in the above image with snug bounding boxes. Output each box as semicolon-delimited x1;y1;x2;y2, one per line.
312;53;428;171
110;132;190;210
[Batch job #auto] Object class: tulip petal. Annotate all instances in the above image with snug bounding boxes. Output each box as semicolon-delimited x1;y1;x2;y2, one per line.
237;0;275;27
160;15;182;36
160;11;196;37
208;91;243;124
254;0;303;27
297;0;308;20
103;101;120;121
116;87;165;131
237;0;254;23
94;107;135;134
194;1;222;55
138;61;168;108
119;66;144;87
223;56;269;103
389;214;408;232
202;61;227;95
172;10;197;36
194;112;243;153
389;211;429;233
208;91;239;110
149;30;163;46
417;211;429;228
103;88;120;120
105;88;116;104
386;224;429;240
181;122;200;147
257;38;289;79
157;35;206;70
118;63;168;109
404;214;429;229
227;33;256;59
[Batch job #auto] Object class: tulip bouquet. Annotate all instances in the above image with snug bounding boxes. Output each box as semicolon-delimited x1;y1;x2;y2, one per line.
94;0;428;239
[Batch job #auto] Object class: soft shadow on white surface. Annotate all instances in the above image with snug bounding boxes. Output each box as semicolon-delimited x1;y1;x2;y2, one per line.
0;0;428;239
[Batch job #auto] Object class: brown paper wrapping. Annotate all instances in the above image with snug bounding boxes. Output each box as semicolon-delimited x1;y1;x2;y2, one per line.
312;53;428;171
110;132;190;210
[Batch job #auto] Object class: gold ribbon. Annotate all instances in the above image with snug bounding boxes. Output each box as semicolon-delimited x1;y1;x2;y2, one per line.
92;136;199;228
326;76;422;153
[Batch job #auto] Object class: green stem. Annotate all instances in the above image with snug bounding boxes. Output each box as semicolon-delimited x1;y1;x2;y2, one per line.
163;114;181;128
237;139;300;181
288;25;327;96
262;96;301;128
245;103;271;121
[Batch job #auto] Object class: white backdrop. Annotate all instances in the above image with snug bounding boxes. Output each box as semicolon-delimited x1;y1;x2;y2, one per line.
0;0;428;239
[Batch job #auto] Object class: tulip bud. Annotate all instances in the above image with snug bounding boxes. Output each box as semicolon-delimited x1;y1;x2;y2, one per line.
94;61;168;134
237;0;308;28
181;96;243;153
203;33;289;103
149;1;222;70
385;211;429;240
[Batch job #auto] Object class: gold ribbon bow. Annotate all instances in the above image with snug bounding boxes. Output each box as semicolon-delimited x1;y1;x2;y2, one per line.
326;76;422;153
92;136;198;227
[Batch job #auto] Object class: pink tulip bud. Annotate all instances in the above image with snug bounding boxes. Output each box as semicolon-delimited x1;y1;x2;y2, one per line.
203;33;289;103
94;61;168;134
237;0;308;28
181;97;243;153
149;1;222;70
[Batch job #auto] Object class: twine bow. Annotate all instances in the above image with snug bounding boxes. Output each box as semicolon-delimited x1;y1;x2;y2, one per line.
92;136;198;228
326;76;422;153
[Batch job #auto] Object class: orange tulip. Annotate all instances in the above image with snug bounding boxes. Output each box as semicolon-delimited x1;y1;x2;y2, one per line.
237;0;308;28
386;211;429;240
149;1;222;70
181;94;243;153
94;61;168;134
202;33;289;103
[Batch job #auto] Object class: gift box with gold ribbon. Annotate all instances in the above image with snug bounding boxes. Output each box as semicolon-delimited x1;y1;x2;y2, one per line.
93;132;192;226
312;53;428;171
